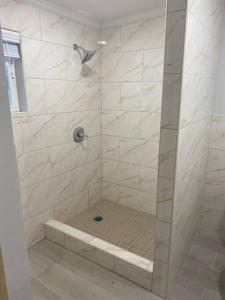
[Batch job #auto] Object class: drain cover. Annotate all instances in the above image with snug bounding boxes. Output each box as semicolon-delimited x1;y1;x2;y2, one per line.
93;216;103;222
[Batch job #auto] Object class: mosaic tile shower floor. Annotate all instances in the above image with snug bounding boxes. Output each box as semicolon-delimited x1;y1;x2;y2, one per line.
67;200;155;261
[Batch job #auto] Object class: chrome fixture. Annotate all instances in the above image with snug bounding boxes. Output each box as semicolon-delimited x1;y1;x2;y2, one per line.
73;127;88;143
73;44;96;64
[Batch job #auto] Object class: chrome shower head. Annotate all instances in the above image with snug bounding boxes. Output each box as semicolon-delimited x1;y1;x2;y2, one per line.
73;44;96;64
81;50;96;64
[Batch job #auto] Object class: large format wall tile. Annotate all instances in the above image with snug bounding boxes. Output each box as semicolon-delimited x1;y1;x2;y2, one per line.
143;48;164;81
70;111;101;137
71;160;101;194
183;13;220;78
102;136;120;160
120;138;159;168
101;13;166;215
25;79;47;115
24;209;54;247
101;83;121;110
206;149;225;183
167;0;187;12
121;82;162;113
102;110;141;138
0;1;41;38
102;159;139;189
157;177;173;223
205;180;225;213
161;74;182;130
175;120;209;177
66;47;82;81
11;118;23;157
188;0;225;39
54;190;89;223
102;181;120;202
18;149;51;189
204;115;225;240
154;220;171;263
201;209;225;239
22;38;67;80
209;115;225;150
101;52;143;82
100;27;121;53
40;10;86;47
46;81;100;113
51;143;73;176
121;17;165;51
119;186;156;214
158;129;177;179
164;10;186;74
139;166;158;194
7;1;101;248
22;114;71;152
153;0;224;297
141;112;161;141
179;76;215;128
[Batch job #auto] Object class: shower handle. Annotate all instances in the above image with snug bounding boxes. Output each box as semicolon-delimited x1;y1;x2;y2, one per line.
73;127;88;143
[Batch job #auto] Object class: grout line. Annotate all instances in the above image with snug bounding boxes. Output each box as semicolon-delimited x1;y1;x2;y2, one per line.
210;253;218;270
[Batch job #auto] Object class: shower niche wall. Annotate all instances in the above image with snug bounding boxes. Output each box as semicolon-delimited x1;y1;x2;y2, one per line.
1;0;166;294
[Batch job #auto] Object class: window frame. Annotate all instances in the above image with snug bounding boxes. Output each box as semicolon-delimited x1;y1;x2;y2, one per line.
2;28;27;113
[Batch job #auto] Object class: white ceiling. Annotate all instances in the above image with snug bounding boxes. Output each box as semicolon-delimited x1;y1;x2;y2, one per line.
46;0;165;23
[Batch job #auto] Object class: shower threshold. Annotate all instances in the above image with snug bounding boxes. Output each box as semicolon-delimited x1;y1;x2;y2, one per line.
45;200;155;290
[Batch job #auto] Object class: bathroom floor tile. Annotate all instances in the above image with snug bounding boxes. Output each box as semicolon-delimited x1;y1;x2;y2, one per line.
171;235;225;300
31;277;64;300
181;258;223;291
38;263;120;300
212;253;225;273
202;289;224;300
29;248;54;278
188;244;216;268
30;239;163;300
169;275;204;300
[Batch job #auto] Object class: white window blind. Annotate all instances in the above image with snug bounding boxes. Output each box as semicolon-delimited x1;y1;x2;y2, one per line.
1;28;20;44
3;43;20;59
2;28;20;59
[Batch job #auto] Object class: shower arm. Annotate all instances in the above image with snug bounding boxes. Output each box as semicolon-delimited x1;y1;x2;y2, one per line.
73;44;84;60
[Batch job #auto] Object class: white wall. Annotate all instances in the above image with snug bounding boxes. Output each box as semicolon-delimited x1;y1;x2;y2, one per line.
0;27;32;300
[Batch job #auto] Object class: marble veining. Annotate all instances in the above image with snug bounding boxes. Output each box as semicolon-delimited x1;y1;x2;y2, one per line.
6;0;102;247
101;14;165;215
153;0;224;298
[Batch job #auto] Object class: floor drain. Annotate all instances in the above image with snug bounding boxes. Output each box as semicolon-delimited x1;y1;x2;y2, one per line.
93;216;103;222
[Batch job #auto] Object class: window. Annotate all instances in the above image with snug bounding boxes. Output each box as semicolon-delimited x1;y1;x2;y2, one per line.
2;29;27;112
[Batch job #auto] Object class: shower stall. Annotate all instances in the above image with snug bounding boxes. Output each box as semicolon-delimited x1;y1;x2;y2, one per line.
41;4;167;291
0;0;225;299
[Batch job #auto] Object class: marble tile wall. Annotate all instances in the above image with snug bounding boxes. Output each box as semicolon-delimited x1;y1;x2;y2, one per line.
152;1;187;297
101;10;166;215
153;0;225;298
202;115;225;240
170;0;225;295
0;1;101;248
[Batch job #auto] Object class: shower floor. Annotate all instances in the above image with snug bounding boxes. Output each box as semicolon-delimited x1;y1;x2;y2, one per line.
66;200;155;261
